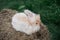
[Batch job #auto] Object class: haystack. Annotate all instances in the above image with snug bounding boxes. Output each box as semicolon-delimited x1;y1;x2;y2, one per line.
0;9;50;40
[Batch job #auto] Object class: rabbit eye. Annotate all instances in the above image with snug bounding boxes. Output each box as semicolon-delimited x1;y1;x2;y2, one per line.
36;23;38;24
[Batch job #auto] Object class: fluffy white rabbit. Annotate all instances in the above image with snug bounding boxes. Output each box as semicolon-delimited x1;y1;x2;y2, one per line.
12;10;40;35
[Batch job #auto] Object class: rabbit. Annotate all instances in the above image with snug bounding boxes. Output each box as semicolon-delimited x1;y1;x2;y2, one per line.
12;10;40;35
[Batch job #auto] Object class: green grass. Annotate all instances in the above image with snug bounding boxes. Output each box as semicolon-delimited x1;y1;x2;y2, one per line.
0;0;60;40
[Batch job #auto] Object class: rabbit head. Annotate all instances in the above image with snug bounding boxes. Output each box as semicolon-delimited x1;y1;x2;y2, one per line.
24;10;40;26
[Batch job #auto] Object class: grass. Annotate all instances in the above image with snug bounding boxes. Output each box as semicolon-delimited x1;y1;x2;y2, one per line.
0;0;60;40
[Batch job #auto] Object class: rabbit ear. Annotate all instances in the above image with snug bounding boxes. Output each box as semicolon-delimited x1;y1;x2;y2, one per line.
24;9;36;23
24;9;35;17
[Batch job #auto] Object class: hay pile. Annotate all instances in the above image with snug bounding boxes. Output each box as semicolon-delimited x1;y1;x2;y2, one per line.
0;9;50;40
